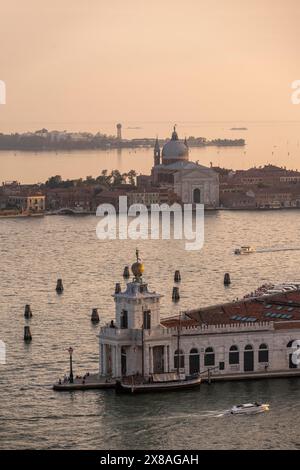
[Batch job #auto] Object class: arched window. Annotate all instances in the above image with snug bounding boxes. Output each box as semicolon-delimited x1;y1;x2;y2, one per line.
174;349;184;369
245;344;253;350
287;340;297;369
204;347;215;366
258;344;269;363
189;348;200;374
229;345;239;365
193;188;201;204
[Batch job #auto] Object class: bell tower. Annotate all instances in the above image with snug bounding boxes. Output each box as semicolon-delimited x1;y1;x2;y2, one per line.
154;137;161;166
99;250;166;378
113;250;162;330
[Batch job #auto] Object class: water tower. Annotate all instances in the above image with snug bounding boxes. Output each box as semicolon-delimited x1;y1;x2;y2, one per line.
116;123;122;141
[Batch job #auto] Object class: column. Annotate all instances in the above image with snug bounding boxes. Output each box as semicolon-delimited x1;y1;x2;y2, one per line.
149;346;153;374
102;344;107;376
99;343;103;376
164;345;168;373
115;345;120;378
111;345;116;378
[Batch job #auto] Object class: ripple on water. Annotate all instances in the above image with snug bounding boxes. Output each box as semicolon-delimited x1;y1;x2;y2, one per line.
1;212;300;448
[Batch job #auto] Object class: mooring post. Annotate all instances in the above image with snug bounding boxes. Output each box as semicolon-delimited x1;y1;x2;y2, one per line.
56;279;64;293
91;308;100;323
123;266;130;279
24;304;32;319
24;325;32;342
224;273;231;286
174;270;181;282
172;286;180;302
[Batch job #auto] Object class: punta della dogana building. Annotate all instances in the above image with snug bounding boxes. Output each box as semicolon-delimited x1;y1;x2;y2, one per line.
99;253;300;382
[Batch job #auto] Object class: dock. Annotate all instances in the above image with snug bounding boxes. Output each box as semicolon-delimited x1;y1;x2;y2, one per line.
53;373;116;391
206;369;300;383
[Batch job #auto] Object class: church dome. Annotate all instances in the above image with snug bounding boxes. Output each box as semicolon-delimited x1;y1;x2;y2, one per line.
162;126;189;163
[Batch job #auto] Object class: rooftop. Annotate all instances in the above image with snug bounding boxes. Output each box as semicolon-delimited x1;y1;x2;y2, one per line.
161;290;300;330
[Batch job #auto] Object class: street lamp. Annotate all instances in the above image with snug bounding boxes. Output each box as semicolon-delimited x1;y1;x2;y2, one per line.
68;347;74;383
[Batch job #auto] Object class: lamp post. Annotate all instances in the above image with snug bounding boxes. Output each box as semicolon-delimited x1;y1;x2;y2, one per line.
68;347;74;383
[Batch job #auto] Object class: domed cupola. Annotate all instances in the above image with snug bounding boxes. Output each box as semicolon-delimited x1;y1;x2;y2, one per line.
162;125;189;164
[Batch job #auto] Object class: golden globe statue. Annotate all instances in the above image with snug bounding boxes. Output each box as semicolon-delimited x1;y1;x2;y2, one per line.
131;249;144;279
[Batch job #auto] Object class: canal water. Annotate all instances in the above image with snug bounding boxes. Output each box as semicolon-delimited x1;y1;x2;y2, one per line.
1;210;300;449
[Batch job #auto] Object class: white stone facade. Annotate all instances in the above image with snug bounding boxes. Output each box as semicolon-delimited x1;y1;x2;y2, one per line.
98;277;300;380
174;168;219;207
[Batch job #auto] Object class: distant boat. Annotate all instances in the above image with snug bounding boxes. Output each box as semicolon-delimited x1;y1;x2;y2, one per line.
234;246;256;255
230;127;248;131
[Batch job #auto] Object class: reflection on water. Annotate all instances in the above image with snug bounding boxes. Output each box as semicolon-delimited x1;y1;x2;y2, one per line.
1;210;300;449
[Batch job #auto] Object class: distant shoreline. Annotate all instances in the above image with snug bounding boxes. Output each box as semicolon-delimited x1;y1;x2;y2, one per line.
0;140;245;152
0;130;245;152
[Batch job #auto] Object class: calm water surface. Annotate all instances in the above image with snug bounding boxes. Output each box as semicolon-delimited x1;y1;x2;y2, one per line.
1;121;300;183
1;210;300;449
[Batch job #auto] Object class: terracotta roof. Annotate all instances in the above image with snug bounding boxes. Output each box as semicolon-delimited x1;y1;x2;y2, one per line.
161;290;300;329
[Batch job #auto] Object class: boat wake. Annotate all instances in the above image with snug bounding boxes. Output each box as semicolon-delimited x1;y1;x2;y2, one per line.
256;246;300;253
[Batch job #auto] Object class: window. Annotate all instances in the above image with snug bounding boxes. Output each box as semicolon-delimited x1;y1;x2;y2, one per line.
120;310;128;329
204;347;215;366
229;345;239;365
258;343;269;363
143;310;151;330
174;349;184;369
189;348;200;374
193;188;201;204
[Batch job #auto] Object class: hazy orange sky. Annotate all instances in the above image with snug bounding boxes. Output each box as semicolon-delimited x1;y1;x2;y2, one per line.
1;0;300;131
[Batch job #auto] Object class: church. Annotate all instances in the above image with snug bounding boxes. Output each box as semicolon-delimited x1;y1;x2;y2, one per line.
151;127;219;208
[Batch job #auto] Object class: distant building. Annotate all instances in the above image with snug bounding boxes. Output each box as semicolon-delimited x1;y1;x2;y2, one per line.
227;165;300;186
8;194;45;214
127;188;178;208
151;127;219;208
136;174;152;189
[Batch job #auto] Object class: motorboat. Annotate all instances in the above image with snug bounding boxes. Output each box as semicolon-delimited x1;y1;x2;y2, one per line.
115;372;201;394
234;246;256;255
230;403;269;415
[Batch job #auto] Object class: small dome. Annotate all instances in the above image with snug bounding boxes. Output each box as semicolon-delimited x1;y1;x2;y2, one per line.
162;126;189;161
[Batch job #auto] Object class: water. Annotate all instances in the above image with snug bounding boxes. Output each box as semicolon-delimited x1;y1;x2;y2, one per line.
1;121;300;183
1;210;300;449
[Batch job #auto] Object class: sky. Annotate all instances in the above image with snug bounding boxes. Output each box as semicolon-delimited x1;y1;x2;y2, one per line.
0;0;300;131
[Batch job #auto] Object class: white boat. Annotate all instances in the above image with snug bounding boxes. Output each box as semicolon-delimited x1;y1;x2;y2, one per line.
234;246;256;255
230;403;269;415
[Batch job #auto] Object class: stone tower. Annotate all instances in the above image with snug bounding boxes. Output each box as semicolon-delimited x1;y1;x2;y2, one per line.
116;123;122;141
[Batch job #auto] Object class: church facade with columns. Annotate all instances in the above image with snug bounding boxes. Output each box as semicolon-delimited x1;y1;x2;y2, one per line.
151;127;219;208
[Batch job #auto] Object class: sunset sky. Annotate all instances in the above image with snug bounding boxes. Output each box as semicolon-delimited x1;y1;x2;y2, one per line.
1;0;300;130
